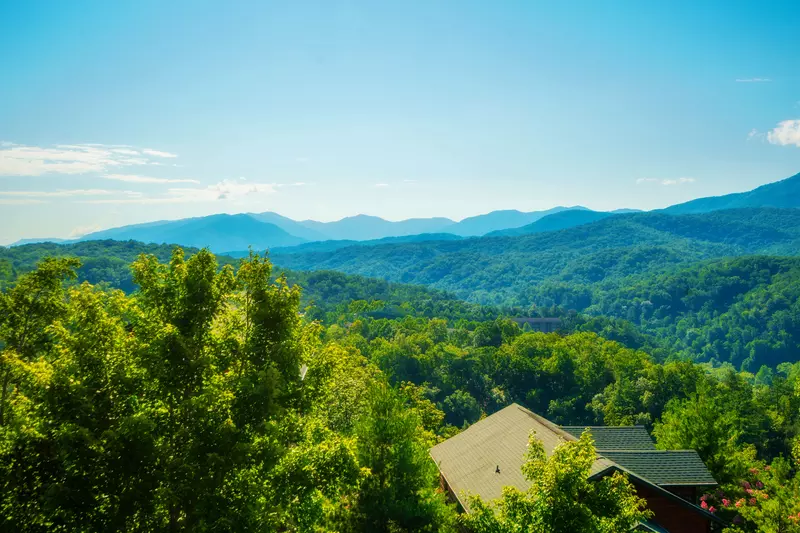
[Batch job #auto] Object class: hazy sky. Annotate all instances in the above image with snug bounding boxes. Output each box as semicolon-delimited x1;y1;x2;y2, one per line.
1;0;799;244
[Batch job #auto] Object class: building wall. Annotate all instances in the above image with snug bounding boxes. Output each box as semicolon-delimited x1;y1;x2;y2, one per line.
635;482;713;533
663;485;699;503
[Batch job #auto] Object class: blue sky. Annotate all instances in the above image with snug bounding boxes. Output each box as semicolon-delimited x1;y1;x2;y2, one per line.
1;0;799;244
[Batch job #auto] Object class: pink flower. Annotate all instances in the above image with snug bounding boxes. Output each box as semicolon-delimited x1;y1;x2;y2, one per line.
756;481;764;489
700;494;708;502
735;499;744;508
701;501;708;509
722;499;730;506
746;488;754;495
750;498;757;505
742;481;751;489
708;506;716;513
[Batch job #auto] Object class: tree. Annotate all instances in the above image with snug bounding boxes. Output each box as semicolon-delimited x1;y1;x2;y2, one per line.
0;250;362;532
0;257;79;427
347;383;455;533
461;431;651;533
442;389;481;428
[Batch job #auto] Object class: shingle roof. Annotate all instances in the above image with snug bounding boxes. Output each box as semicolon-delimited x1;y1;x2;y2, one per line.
561;426;656;451
599;450;718;486
428;404;614;511
430;403;718;514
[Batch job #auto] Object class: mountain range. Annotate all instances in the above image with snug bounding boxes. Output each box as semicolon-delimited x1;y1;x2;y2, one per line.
271;207;800;303
10;171;800;252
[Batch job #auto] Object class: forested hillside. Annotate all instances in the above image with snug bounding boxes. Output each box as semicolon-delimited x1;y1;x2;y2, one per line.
0;241;498;324
556;256;800;370
273;208;800;302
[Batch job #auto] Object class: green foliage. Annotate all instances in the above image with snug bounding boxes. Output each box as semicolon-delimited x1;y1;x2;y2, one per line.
699;448;800;532
5;242;800;532
345;383;455;533
0;249;452;532
273;208;800;304
461;432;651;533
0;240;237;293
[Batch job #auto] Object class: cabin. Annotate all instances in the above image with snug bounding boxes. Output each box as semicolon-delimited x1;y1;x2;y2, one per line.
430;404;723;533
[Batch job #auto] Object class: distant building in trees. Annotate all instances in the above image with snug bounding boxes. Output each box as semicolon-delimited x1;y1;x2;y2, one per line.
430;404;723;533
510;317;562;333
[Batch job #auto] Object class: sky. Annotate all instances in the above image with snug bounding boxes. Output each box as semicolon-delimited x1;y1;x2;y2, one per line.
1;0;799;244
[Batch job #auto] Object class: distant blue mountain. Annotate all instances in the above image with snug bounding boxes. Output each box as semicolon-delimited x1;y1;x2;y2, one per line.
79;214;306;252
14;172;800;250
663;172;800;214
445;206;590;236
11;238;69;246
486;210;615;237
248;211;330;242
296;214;456;241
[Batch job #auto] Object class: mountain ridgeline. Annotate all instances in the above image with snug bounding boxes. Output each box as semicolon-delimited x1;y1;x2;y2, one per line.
272;208;800;301
14;171;798;253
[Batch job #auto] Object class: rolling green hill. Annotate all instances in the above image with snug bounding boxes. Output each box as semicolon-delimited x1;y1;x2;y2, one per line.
0;240;493;322
272;208;800;303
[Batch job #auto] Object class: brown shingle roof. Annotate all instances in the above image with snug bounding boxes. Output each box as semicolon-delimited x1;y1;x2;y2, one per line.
430;403;718;514
428;404;614;511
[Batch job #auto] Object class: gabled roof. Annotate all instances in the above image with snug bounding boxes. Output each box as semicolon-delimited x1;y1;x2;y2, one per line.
429;404;614;511
561;426;656;451
430;403;718;522
599;450;718;486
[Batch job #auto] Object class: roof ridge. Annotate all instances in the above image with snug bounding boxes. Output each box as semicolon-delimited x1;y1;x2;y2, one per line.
560;425;647;429
602;449;702;454
513;404;578;442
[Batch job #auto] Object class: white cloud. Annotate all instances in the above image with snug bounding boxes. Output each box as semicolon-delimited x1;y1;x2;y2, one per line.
82;179;278;205
0;143;178;176
736;78;772;83
374;183;389;188
141;148;178;158
103;173;199;184
0;189;113;197
0;198;47;205
636;177;695;186
767;119;800;147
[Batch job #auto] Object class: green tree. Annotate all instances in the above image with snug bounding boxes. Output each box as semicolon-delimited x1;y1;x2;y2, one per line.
0;250;362;532
348;383;455;533
461;431;651;533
